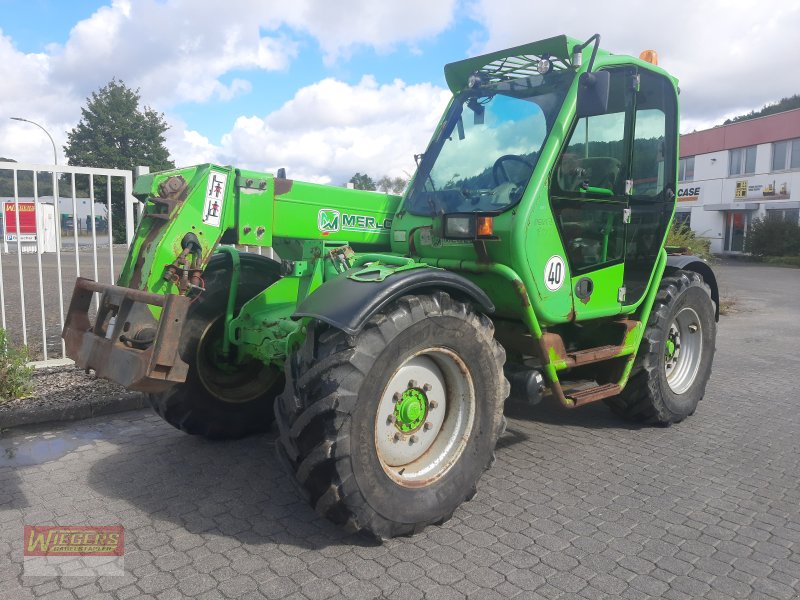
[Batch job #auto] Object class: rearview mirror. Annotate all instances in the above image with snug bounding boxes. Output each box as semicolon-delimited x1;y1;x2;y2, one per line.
576;71;610;118
467;98;485;125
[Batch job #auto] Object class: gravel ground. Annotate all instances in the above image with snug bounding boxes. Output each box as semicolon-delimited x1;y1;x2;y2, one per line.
0;366;145;429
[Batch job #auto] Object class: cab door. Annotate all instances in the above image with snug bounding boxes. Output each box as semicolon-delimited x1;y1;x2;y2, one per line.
623;69;678;306
549;66;634;320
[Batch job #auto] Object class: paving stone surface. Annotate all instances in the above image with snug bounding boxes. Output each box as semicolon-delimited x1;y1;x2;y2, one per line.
1;262;799;599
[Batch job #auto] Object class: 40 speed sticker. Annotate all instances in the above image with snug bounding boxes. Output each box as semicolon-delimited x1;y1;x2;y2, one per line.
544;255;565;292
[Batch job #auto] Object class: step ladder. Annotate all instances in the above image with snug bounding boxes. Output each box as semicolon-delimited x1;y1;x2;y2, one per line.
540;319;640;408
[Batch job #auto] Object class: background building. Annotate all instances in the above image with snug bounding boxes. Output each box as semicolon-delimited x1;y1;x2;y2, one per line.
677;108;800;254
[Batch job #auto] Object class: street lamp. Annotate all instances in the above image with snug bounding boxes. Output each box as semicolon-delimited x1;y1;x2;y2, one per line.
10;117;58;165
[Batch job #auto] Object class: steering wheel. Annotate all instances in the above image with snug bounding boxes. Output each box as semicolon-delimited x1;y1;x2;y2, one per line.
492;155;534;186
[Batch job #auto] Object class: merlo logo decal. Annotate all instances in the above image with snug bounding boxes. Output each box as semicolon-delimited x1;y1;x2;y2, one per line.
318;209;340;234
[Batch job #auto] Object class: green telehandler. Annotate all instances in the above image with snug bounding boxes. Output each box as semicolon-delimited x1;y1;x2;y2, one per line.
63;34;717;538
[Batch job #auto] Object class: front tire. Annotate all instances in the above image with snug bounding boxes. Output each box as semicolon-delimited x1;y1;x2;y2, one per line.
275;292;509;538
606;270;716;425
148;253;284;439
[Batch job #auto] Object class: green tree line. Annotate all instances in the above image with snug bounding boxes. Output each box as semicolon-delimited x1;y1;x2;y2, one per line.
724;94;800;125
348;172;408;194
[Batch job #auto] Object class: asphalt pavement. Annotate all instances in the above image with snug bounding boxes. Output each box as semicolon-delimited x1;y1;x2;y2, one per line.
0;246;127;360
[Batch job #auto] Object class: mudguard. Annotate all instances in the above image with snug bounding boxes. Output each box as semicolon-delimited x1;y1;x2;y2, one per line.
293;267;495;335
665;255;720;321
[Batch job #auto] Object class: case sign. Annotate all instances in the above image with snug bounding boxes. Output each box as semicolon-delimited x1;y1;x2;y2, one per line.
677;186;701;202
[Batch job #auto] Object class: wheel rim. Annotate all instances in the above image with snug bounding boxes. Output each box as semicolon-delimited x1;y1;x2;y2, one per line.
196;317;280;404
375;348;476;487
664;306;703;395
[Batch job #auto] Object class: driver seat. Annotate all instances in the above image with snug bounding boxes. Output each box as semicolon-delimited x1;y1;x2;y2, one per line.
579;157;621;192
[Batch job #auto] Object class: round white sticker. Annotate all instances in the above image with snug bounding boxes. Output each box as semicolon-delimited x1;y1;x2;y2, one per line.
544;255;565;292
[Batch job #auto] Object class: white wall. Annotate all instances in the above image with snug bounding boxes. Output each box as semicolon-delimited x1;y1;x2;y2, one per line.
678;140;800;253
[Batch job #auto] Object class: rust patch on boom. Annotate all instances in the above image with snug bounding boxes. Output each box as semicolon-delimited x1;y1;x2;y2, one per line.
274;178;294;196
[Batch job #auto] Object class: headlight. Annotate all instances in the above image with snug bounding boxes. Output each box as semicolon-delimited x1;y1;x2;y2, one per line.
441;214;496;240
444;215;474;238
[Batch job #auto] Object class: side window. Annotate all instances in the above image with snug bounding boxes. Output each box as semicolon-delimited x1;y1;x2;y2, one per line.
557;112;626;194
630;109;666;198
554;203;626;273
623;70;678;304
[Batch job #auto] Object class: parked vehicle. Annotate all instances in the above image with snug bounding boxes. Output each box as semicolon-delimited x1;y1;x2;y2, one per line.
63;34;717;538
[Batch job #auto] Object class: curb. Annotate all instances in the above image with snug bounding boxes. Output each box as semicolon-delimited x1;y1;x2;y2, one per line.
0;393;149;430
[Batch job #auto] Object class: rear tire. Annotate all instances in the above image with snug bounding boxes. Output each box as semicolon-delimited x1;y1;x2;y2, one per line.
605;270;716;425
148;253;284;439
275;292;509;538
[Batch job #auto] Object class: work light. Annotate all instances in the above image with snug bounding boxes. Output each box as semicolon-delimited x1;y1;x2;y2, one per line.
442;214;495;240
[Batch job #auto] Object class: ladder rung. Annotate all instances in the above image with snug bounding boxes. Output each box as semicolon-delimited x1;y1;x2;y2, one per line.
566;345;621;367
566;383;621;406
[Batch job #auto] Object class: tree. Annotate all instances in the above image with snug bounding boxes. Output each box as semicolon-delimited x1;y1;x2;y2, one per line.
745;216;800;257
64;79;174;241
723;94;800;125
348;172;376;191
376;175;408;194
0;159;55;198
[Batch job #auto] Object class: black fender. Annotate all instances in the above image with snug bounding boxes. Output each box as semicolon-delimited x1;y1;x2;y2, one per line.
204;251;281;280
293;267;495;335
665;255;719;321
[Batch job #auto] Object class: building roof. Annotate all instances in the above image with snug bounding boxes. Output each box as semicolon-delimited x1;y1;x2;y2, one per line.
680;108;800;158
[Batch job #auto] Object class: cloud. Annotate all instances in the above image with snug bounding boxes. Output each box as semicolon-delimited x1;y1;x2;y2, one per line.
215;76;451;184
49;0;298;107
164;118;222;169
0;0;459;164
4;0;793;177
0;31;74;163
26;0;457;109
277;0;457;63
467;0;800;133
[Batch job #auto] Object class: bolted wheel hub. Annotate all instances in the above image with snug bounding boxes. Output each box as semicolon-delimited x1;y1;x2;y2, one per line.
394;387;429;432
664;306;703;395
665;336;678;362
375;350;476;486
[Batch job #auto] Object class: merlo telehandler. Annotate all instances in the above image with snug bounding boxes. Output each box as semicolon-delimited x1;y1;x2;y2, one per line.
63;34;718;538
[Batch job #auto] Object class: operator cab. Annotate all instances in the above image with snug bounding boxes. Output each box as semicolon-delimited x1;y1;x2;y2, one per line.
398;35;678;324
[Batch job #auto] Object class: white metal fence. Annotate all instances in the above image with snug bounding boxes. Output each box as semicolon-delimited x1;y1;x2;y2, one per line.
0;161;137;366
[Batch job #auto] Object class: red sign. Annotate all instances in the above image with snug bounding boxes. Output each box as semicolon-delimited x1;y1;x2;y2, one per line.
4;201;37;242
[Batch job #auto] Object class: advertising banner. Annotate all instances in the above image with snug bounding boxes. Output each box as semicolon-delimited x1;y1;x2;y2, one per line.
734;178;791;201
4;201;37;242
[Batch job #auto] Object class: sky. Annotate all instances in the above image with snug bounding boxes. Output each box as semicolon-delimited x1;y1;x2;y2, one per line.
1;0;798;186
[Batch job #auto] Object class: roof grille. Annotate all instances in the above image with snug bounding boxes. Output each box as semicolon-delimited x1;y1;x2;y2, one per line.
478;54;572;85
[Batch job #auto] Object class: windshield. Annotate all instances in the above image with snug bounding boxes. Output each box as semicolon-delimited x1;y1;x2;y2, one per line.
405;69;574;216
